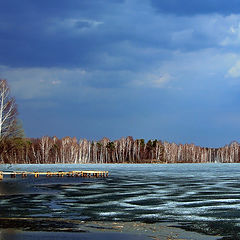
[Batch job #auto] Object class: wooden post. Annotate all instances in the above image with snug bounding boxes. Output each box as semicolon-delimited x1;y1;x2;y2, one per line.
0;170;107;180
11;172;16;178
22;172;27;178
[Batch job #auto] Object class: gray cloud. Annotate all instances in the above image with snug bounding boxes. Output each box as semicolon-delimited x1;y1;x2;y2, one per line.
75;21;93;29
150;0;240;16
1;0;240;145
1;0;239;73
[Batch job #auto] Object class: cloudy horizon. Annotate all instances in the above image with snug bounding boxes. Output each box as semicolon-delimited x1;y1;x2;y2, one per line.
1;0;240;147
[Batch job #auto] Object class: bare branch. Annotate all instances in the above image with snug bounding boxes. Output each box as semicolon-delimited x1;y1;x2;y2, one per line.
0;79;20;140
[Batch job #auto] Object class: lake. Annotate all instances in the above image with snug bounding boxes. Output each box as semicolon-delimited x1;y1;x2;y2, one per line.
0;163;240;239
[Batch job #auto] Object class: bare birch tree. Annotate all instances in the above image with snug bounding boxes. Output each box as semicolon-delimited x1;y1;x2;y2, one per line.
0;79;22;139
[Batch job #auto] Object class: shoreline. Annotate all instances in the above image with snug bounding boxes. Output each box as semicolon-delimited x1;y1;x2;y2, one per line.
0;218;221;240
1;162;238;165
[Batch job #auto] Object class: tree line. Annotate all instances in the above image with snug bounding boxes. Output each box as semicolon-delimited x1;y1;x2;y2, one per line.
0;136;239;164
0;78;239;164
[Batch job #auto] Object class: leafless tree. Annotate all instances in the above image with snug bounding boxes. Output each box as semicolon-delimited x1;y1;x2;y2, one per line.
0;79;21;139
1;133;240;164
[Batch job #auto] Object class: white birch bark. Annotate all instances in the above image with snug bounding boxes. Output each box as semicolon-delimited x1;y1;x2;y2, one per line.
0;80;18;139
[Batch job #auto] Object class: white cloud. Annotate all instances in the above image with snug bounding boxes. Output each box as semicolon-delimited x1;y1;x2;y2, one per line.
220;18;240;47
46;18;103;35
131;71;172;88
227;60;240;78
0;66;86;99
150;73;172;88
51;80;61;85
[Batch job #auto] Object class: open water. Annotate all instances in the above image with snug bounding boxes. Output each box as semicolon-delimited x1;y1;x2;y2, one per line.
0;163;240;239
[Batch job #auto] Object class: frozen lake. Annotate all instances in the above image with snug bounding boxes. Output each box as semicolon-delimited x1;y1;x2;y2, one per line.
0;163;240;238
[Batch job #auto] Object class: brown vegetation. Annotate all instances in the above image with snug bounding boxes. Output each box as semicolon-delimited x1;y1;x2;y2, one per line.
0;136;239;164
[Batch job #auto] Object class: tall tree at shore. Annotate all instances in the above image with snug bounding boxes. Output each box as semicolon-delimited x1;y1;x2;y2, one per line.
0;79;23;139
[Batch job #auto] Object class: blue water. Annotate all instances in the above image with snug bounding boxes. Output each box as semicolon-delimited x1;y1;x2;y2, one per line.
0;163;240;238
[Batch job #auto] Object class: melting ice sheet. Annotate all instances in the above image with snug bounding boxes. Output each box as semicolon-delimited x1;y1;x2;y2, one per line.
0;163;240;238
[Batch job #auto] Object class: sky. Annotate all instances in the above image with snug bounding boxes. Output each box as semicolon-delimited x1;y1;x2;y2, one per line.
1;0;240;147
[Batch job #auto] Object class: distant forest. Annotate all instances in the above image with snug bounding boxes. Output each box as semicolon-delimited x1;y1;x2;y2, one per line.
0;79;238;164
0;136;239;164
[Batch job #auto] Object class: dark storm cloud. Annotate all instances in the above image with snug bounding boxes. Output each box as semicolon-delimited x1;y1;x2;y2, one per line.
1;0;240;146
150;0;240;16
0;0;238;78
0;0;124;68
0;0;124;19
0;0;235;71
